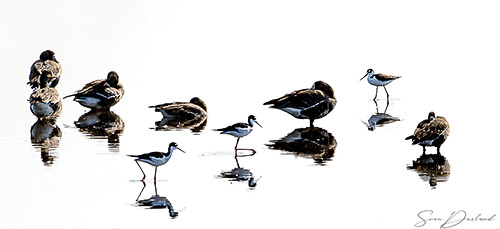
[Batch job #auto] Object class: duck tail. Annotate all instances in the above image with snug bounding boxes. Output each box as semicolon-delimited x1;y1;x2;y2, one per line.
405;135;414;141
263;98;278;106
63;94;77;99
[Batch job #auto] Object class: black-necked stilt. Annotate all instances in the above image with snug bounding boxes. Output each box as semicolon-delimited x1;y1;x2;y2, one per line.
263;81;337;127
128;142;185;181
28;50;62;89
360;69;401;101
29;71;62;119
405;112;450;154
63;71;124;110
214;115;262;155
149;97;208;128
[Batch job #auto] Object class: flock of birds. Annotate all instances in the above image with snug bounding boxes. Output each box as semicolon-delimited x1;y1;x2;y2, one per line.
27;50;451;181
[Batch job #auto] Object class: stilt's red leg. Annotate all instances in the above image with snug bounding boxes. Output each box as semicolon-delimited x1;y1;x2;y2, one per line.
234;137;256;156
383;85;389;100
154;167;158;181
234;138;240;150
136;161;146;181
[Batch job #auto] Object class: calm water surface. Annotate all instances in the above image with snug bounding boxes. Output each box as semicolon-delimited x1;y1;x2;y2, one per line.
1;1;500;228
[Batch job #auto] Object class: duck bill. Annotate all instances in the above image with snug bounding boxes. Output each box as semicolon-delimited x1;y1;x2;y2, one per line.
360;74;368;81
255;121;262;128
177;148;186;153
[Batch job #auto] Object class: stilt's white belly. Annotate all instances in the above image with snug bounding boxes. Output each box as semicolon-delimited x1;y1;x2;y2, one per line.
223;128;252;138
367;77;394;86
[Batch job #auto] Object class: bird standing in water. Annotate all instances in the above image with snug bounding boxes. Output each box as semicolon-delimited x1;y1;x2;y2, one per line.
405;112;450;154
149;97;208;128
263;81;336;127
29;71;62;119
360;69;401;101
128;142;185;181
28;50;62;89
214;115;262;155
64;71;124;110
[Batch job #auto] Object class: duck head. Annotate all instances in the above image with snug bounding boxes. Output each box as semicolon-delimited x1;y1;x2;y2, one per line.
311;81;334;98
190;97;207;111
40;50;57;62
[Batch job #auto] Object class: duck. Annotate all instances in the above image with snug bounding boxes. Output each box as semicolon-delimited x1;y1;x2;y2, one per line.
148;97;208;128
64;71;124;110
28;50;62;89
29;71;62;119
263;81;336;127
405;112;450;154
360;69;401;101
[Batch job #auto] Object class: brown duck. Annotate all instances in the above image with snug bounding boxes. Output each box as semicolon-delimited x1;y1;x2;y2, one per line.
405;112;450;154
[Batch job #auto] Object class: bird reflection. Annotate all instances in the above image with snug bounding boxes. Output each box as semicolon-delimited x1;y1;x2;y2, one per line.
267;127;337;165
407;153;450;188
74;110;124;148
362;100;400;131
30;119;62;166
135;181;179;217
219;152;259;188
153;116;207;133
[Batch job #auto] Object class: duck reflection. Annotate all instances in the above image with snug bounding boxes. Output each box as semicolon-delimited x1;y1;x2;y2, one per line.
74;110;124;146
153;116;207;133
267;127;337;165
362;100;400;131
407;153;450;188
219;153;259;187
30;119;62;166
135;181;178;217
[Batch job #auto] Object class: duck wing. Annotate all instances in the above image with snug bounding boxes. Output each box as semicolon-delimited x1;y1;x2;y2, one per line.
28;60;62;88
64;79;105;99
264;89;327;109
411;117;449;144
30;88;61;104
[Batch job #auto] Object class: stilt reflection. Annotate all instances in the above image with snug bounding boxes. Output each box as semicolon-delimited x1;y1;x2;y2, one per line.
30;119;62;166
135;181;179;217
220;151;260;188
267;127;336;165
362;100;400;131
407;153;450;188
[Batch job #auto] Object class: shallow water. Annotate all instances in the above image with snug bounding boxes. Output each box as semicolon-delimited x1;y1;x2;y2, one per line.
1;1;500;228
